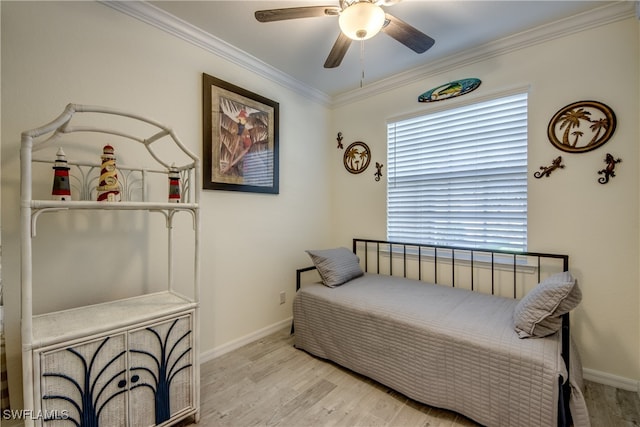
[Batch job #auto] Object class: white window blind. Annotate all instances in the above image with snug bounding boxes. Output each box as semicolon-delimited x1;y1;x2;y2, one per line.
387;92;528;252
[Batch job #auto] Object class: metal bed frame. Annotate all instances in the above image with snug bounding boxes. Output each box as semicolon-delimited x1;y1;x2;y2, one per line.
296;238;572;427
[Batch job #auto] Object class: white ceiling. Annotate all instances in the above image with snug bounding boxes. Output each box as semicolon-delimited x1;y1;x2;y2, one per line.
147;1;618;97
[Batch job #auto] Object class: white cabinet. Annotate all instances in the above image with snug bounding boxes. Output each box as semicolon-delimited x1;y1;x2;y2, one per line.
34;307;195;427
38;332;129;426
128;313;195;426
20;104;201;427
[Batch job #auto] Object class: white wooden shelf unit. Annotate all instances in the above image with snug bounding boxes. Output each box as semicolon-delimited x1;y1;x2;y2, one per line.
20;103;201;427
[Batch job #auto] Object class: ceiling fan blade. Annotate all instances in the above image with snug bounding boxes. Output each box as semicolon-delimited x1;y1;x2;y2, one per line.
324;32;352;68
255;6;340;22
381;13;435;54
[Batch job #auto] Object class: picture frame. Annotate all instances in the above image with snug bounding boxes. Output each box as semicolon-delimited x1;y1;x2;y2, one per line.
202;73;279;194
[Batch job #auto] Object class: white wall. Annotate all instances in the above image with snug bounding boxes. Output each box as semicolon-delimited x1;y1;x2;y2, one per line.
2;0;639;410
331;16;640;385
1;1;333;408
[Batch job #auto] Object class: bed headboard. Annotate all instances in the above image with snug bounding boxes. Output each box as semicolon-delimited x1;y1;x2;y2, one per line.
352;238;569;298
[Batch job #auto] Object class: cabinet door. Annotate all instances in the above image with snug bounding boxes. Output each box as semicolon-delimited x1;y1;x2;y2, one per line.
39;334;128;427
128;314;194;426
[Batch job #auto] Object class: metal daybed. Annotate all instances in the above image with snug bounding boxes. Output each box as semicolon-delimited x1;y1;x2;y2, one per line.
293;238;589;427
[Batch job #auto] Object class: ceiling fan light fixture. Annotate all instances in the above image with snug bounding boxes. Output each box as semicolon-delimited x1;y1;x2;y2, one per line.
339;1;386;41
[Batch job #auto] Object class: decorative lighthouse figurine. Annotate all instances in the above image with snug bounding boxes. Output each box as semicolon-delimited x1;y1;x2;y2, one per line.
96;144;121;202
51;147;71;201
168;165;181;203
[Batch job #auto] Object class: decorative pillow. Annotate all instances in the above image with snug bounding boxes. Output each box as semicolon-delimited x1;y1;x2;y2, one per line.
513;271;582;338
306;247;364;288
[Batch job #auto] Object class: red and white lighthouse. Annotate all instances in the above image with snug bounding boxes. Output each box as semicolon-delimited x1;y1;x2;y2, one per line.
51;147;71;201
168;165;181;203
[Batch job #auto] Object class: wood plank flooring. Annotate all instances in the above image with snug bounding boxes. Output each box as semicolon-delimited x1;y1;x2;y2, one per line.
184;327;640;426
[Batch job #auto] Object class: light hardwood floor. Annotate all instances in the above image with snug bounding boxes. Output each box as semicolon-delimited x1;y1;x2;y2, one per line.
185;327;640;426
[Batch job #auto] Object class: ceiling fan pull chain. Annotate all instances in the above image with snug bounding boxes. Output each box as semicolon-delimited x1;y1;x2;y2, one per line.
360;40;365;88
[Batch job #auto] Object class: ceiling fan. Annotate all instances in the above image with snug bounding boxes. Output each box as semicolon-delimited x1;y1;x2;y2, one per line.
255;0;435;68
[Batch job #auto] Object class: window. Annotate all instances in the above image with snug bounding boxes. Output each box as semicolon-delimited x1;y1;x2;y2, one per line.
387;92;528;252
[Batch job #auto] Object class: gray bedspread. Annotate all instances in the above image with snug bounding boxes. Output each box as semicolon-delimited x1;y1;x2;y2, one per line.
293;273;589;427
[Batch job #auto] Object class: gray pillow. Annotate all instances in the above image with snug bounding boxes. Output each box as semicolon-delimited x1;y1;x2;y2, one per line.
513;271;582;338
306;247;364;288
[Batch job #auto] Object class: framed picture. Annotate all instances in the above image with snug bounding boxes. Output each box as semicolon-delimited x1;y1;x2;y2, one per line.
202;73;279;194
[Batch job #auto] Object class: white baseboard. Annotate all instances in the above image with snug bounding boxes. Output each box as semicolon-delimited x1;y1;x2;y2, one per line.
199;317;292;364
583;368;640;393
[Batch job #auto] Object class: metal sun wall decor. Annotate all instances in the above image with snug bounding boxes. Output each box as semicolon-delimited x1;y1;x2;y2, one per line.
418;78;481;103
547;100;616;153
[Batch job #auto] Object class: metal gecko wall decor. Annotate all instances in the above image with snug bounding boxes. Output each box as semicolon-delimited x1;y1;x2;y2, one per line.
597;153;622;184
336;132;344;149
374;162;384;181
534;156;564;179
547;100;616;153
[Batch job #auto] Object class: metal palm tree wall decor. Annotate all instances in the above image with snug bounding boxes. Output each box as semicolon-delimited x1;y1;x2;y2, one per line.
547;100;616;153
542;100;623;184
343;141;371;174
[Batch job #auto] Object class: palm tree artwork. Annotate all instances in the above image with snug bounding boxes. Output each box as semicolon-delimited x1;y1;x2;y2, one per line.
343;141;371;174
547;101;616;153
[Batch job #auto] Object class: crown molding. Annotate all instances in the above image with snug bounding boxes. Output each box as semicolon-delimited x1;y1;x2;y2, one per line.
332;1;635;108
99;1;332;107
101;1;633;109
